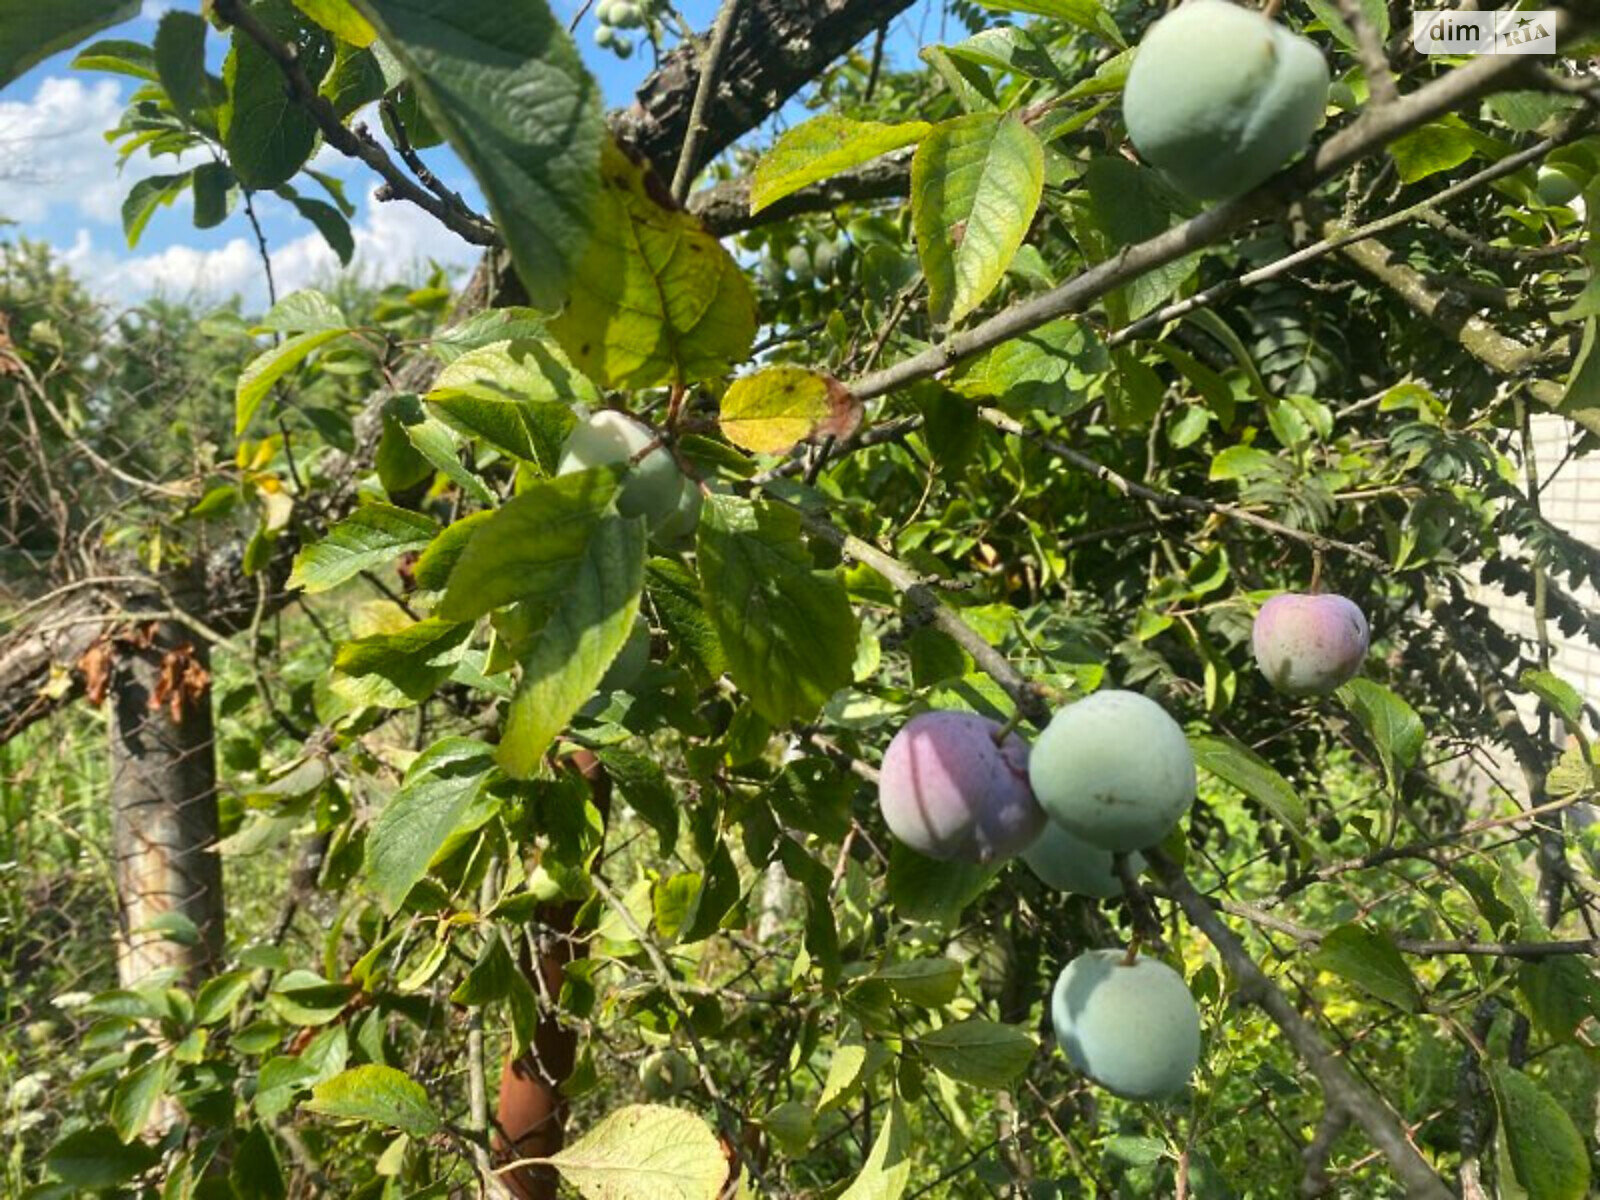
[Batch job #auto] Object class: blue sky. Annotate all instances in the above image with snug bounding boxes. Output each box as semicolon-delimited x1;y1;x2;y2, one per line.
0;0;944;313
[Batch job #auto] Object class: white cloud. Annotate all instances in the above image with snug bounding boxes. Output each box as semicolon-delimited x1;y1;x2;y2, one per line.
0;78;133;225
59;185;480;310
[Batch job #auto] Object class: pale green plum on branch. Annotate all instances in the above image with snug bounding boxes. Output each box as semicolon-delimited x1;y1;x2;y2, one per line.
557;410;703;542
1123;0;1330;201
1052;948;1202;1100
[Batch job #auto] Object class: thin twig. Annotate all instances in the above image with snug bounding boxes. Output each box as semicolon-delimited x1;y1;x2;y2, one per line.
670;0;745;203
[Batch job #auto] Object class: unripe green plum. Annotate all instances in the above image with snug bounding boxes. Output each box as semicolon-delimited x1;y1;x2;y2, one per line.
1123;0;1330;200
877;711;1046;864
1537;165;1583;206
1251;592;1369;696
1052;949;1202;1100
595;0;617;23
593;23;615;46
639;1048;694;1098
1029;690;1195;852
786;244;814;282
610;1;644;27
613;34;634;58
558;410;698;538
1023;821;1145;899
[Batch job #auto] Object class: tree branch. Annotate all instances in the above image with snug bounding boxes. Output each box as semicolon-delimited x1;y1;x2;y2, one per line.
670;0;745;202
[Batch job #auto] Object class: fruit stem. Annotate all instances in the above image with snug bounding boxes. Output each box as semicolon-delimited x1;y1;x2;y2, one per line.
1260;0;1283;18
991;707;1025;746
1309;548;1324;595
1122;936;1141;967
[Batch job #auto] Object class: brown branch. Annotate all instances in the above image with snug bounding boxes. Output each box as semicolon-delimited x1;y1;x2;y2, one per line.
210;0;497;246
1151;855;1455;1200
670;0;745;202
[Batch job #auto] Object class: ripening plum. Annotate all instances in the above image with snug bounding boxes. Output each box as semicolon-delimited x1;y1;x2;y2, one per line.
558;410;699;539
1024;821;1145;899
1052;949;1202;1100
1029;690;1195;853
638;1048;694;1098
1251;592;1369;696
877;711;1046;863
1123;0;1330;200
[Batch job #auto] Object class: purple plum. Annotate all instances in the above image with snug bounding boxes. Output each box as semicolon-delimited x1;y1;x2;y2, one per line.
1252;593;1369;696
877;711;1045;863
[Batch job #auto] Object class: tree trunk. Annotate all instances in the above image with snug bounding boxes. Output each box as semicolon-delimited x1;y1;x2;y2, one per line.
108;607;223;987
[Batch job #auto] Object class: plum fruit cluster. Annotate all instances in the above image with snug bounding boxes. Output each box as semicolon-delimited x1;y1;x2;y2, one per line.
592;0;648;58
876;690;1203;1098
1123;0;1330;200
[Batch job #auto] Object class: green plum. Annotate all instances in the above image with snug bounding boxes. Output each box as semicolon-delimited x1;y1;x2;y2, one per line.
1052;949;1201;1100
1023;821;1145;899
1028;690;1195;852
558;410;700;540
1123;0;1330;200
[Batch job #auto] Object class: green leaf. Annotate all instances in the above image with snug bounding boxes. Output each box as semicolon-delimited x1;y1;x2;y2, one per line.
1387;117;1478;186
305;1065;442;1137
123;171;193;248
195;970;254;1026
451;931;516;1005
154;11;212;125
258;289;349;334
69;36;156;79
696;496;857;727
440;468;622;623
1490;1064;1592;1200
336;617;472;705
386;392;495;505
364;737;495;911
414;511;493;591
950;317;1107;413
918;1019;1036;1087
284;191;355;265
110;1056;173;1143
1516;957;1600;1044
595;747;679;856
969;0;1125;45
192;161;235;229
3;2;140;86
551;137;757;389
646;557;725;682
887;842;999;924
499;513;645;778
426;338;589;470
222;8;324;189
817;1030;891;1115
874;958;962;1007
1338;678;1424;793
544;1104;727;1199
231;1127;287;1200
720;366;860;455
1521;669;1584;727
943;26;1063;81
236;328;351;434
677;838;741;943
912;113;1044;326
45;1125;159;1188
1189;733;1306;834
838;1098;911;1200
288;503;438;594
292;0;377;44
751;115;929;214
1311;923;1420;1012
350;0;602;311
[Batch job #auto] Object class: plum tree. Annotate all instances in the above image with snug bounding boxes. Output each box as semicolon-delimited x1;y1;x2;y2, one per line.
1251;592;1369;696
1123;0;1330;200
1023;821;1145;899
558;410;702;539
1052;949;1202;1100
877;711;1045;863
1028;690;1196;852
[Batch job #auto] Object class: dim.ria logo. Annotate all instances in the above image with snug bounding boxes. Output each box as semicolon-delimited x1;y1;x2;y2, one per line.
1412;9;1558;54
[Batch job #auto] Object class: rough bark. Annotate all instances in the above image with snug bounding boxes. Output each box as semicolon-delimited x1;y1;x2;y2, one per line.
108;594;223;986
611;0;914;182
